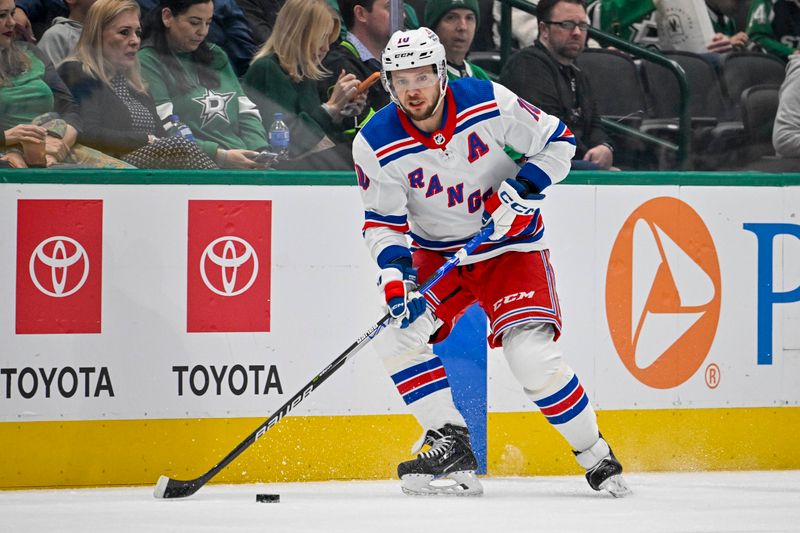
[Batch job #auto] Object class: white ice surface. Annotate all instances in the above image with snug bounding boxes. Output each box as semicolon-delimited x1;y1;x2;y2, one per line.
3;471;799;533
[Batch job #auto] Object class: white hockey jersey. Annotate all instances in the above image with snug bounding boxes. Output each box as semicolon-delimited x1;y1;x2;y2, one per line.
353;77;576;268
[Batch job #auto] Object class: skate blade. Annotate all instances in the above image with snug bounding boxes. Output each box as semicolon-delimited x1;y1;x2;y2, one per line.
400;471;483;496
599;474;632;498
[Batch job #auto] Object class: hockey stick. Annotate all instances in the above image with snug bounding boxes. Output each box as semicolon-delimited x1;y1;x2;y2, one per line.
154;225;493;499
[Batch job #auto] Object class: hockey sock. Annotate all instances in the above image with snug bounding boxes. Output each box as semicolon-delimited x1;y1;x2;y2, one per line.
383;349;466;431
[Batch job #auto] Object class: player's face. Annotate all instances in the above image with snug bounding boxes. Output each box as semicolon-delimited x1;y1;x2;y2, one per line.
435;9;476;64
540;2;588;63
390;65;441;121
0;0;16;49
101;9;142;71
163;1;212;54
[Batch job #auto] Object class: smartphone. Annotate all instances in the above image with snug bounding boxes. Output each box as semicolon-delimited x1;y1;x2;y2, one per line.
249;151;279;166
357;72;382;94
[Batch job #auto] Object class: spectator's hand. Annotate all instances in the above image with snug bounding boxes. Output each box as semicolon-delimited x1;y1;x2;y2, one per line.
1;151;27;168
706;33;733;54
216;148;261;169
583;144;614;169
13;8;35;42
45;154;58;167
340;91;368;118
730;32;749;50
326;70;360;121
45;136;70;162
4;124;46;145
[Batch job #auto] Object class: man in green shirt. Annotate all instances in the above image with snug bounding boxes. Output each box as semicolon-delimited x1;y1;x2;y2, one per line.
746;0;800;60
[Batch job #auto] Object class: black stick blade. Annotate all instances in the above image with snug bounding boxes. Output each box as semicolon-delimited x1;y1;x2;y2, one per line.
153;475;204;499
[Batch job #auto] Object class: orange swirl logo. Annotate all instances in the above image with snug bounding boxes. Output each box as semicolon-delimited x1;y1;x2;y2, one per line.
606;197;721;389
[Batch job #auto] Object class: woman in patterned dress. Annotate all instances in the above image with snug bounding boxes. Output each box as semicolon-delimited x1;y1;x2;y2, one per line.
58;0;216;168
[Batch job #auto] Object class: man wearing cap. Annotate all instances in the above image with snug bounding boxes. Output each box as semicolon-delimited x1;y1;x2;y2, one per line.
425;0;491;80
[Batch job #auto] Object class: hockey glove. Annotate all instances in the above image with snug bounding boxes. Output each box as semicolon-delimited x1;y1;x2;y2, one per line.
482;178;545;241
379;260;427;329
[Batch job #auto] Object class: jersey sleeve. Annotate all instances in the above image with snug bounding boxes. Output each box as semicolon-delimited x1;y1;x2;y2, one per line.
352;132;412;269
491;81;576;193
746;0;796;60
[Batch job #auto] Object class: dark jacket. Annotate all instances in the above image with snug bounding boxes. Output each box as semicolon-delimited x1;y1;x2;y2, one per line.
57;60;164;158
235;0;284;44
319;39;391;113
138;0;257;76
499;40;609;158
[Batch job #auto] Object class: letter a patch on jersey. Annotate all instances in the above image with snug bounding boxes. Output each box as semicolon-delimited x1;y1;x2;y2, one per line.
467;132;489;163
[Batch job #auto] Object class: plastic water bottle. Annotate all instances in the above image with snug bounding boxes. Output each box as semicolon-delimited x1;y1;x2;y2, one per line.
268;112;290;158
169;114;196;143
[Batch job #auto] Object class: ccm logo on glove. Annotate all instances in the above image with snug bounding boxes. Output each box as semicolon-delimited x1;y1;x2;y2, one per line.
499;190;538;215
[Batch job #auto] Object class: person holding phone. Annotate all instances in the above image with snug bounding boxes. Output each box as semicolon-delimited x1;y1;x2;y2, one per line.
138;0;271;169
244;0;366;169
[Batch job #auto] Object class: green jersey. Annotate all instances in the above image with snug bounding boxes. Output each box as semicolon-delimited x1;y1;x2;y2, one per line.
587;0;659;48
746;0;800;60
139;44;268;159
0;48;54;131
708;8;737;36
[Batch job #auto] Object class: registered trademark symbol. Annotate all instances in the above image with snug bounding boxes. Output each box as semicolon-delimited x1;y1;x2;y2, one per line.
705;363;720;389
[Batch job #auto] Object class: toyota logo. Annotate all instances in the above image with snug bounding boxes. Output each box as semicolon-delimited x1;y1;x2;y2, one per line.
29;236;90;297
200;236;259;296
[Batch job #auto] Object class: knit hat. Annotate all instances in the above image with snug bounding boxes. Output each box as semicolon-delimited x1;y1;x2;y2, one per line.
424;0;480;30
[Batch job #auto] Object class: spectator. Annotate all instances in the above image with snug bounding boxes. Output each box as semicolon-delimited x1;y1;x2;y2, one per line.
137;0;257;76
244;0;365;169
706;0;748;51
58;0;217;168
315;0;395;138
500;0;615;170
425;0;490;80
773;54;800;158
587;0;747;54
319;0;392;117
37;0;96;66
139;0;269;169
0;0;122;167
746;0;800;61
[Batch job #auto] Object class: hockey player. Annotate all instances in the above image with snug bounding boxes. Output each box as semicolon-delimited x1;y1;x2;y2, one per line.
352;27;630;497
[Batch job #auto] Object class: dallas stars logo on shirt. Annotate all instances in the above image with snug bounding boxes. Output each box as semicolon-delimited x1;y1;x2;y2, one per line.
192;88;236;127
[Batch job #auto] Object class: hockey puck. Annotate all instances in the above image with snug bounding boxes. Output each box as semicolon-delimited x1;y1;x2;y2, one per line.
256;493;280;503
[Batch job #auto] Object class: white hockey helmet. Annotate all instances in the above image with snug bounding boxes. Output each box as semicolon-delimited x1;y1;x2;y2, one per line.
381;28;448;113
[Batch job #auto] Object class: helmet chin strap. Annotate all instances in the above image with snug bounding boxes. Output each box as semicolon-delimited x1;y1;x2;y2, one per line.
430;80;447;116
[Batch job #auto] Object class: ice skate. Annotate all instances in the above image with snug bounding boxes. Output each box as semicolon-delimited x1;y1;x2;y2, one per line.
575;436;631;498
398;424;483;496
